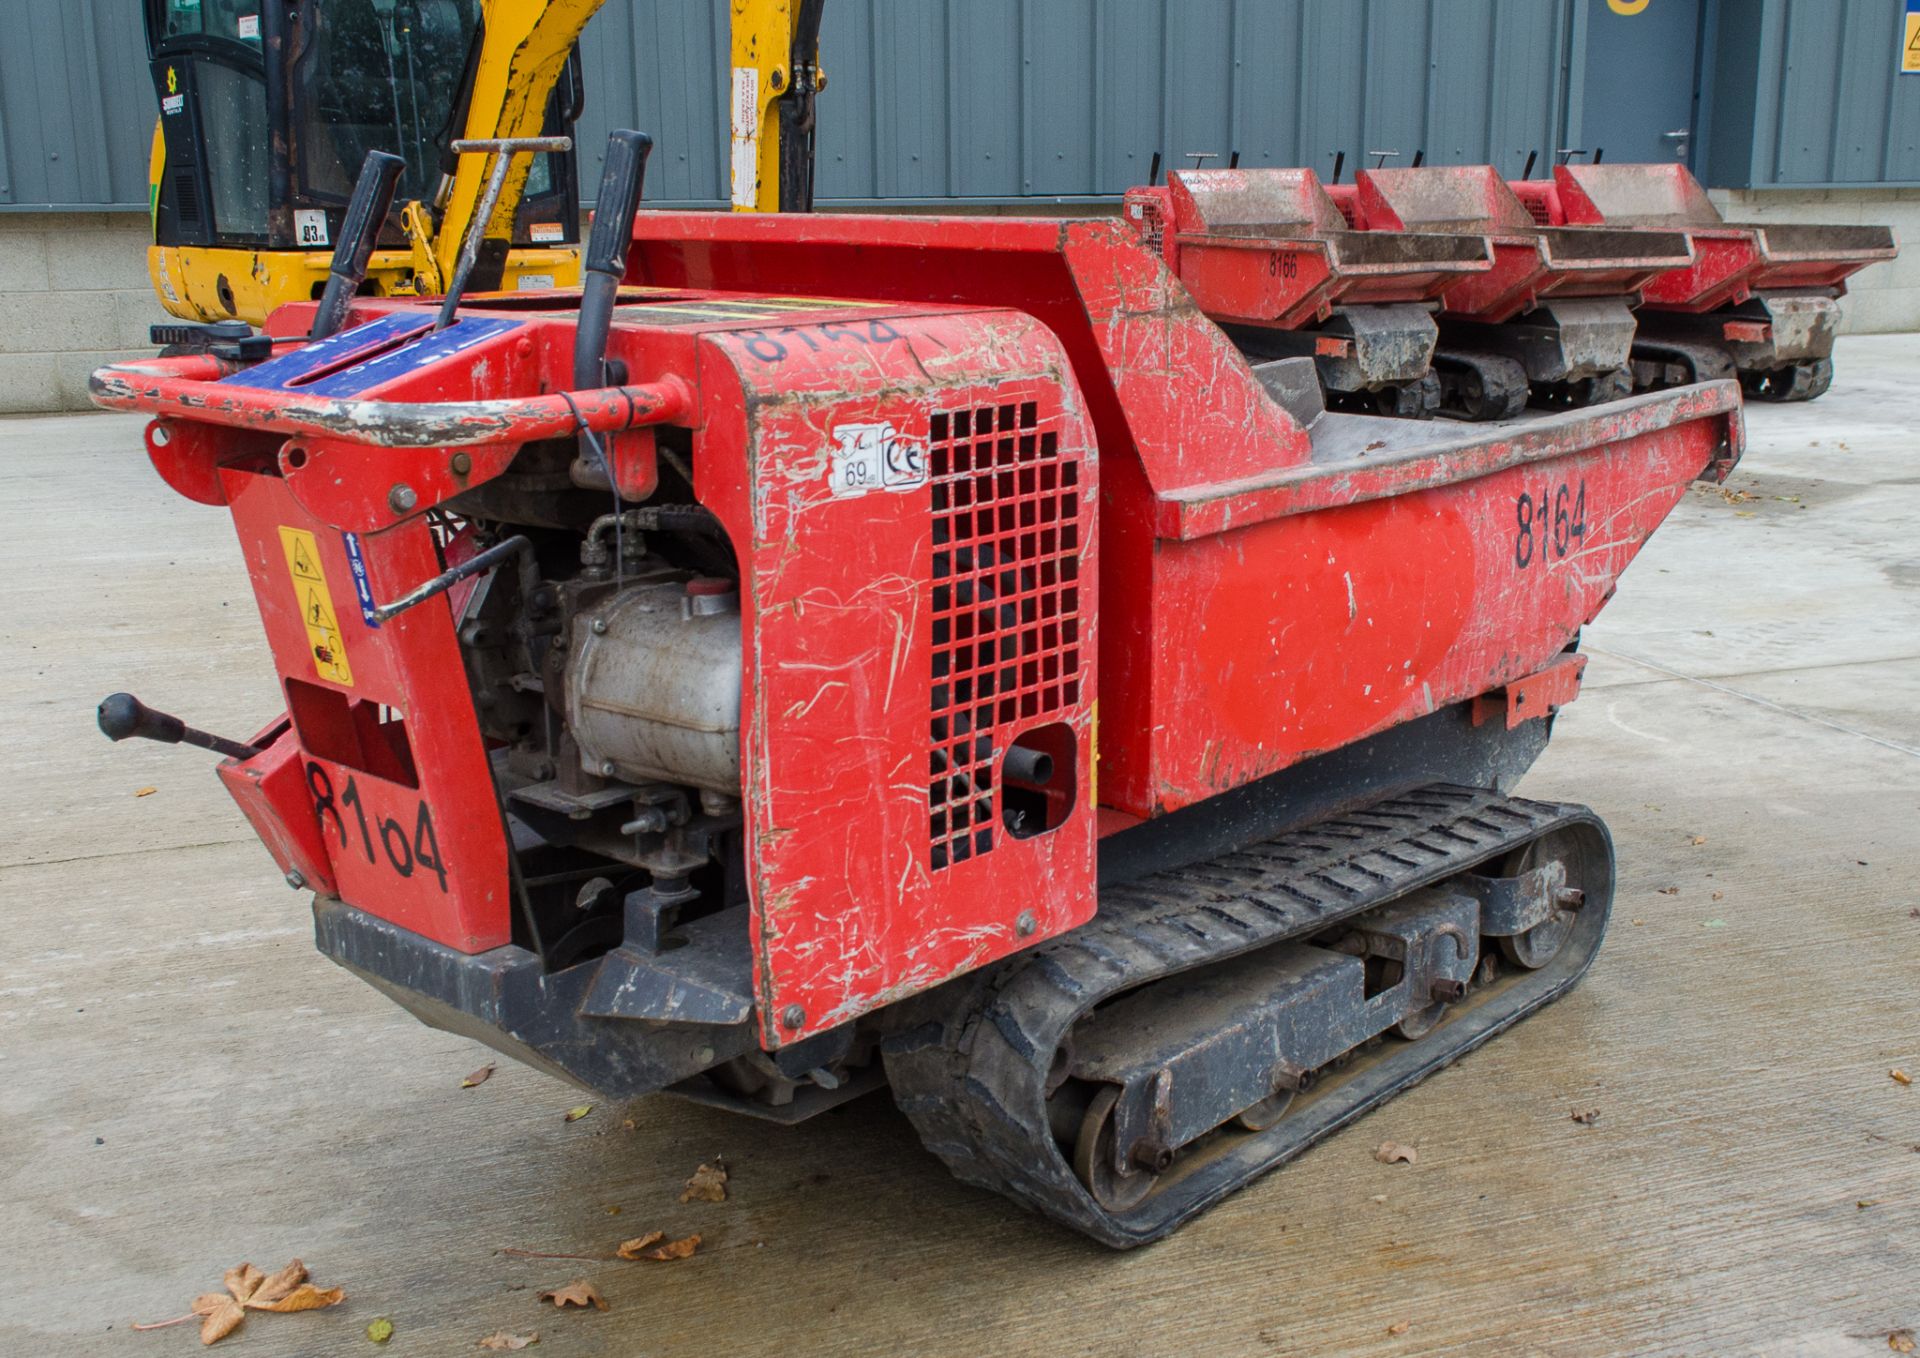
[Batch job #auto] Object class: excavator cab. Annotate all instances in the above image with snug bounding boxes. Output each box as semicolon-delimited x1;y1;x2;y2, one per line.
144;0;583;322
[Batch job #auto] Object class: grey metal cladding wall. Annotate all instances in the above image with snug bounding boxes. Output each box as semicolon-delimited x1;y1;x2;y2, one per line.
2;0;1575;211
1744;0;1920;186
0;1;154;210
580;0;1576;206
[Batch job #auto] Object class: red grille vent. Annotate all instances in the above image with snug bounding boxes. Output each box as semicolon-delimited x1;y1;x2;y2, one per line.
927;399;1083;871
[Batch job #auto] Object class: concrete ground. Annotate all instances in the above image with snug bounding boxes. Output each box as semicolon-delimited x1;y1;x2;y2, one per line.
2;337;1916;1357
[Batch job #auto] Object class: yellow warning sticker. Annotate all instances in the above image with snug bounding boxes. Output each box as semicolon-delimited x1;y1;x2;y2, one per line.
1905;2;1920;75
278;526;353;686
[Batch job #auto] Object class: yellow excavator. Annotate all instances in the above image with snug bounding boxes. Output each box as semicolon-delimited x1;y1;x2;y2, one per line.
144;0;826;328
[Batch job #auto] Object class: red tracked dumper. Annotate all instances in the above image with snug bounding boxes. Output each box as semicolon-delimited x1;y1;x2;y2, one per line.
94;135;1743;1247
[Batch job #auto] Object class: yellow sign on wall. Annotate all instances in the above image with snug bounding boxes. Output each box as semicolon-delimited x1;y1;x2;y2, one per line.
1905;0;1920;75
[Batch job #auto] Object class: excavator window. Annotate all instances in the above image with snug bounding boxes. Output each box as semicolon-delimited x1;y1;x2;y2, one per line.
289;0;483;208
191;62;272;238
147;0;273;244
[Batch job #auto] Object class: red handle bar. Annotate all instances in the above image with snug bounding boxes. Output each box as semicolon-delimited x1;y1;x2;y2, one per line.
90;355;693;449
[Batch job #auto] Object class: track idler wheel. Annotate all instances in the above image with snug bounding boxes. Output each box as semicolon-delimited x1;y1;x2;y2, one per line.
1492;830;1591;970
1072;1085;1160;1212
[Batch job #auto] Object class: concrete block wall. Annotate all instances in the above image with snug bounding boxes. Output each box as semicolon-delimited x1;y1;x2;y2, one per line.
1709;187;1920;334
0;213;169;414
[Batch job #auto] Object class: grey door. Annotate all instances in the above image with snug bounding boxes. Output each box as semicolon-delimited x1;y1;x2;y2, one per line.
1580;0;1703;165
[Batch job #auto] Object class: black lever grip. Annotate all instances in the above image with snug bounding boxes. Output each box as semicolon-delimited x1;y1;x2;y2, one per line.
311;150;406;341
574;130;654;392
97;693;261;761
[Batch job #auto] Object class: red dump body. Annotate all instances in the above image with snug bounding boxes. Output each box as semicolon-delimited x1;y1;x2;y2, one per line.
1121;169;1492;329
1336;165;1695;322
1510;163;1897;311
94;208;1743;1049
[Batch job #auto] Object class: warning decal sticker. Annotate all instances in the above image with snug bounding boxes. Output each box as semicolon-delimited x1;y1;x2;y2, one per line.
278;526;354;686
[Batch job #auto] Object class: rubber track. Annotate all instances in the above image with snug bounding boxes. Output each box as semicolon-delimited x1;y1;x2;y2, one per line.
883;784;1612;1248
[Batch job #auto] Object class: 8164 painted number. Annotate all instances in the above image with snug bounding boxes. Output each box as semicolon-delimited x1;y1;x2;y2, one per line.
1514;479;1588;569
306;763;448;893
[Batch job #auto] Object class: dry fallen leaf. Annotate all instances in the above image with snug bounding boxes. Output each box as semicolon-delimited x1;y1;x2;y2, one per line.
134;786;158;798
1712;892;1724;902
1689;835;1708;846
1374;1141;1417;1166
680;1162;728;1203
1889;1330;1916;1355
1387;1320;1411;1336
1570;1108;1600;1125
1892;1069;1912;1087
1368;1193;1388;1204
462;1063;496;1089
1656;887;1680;896
615;1232;664;1260
478;1332;539;1351
537;1280;608;1311
637;1234;700;1262
367;1317;395;1343
139;1259;346;1346
564;1104;593;1123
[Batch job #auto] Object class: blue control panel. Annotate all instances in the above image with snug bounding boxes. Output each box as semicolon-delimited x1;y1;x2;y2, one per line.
221;314;521;398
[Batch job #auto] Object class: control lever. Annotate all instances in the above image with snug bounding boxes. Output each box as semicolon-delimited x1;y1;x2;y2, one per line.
97;693;261;761
433;134;575;331
573;129;655;393
311;150;406;341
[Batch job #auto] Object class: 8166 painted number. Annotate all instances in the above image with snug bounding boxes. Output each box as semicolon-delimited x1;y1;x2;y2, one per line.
1514;479;1588;569
306;763;448;893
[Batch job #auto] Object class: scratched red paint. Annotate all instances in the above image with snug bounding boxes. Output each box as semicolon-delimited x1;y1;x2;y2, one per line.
94;205;1746;1053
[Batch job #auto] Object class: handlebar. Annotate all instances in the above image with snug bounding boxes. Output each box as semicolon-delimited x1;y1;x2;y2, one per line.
89;355;693;450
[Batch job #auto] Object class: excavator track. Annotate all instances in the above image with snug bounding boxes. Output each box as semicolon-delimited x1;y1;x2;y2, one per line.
884;785;1614;1248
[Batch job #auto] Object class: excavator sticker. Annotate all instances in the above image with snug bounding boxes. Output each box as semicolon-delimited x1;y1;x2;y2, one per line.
278;527;353;687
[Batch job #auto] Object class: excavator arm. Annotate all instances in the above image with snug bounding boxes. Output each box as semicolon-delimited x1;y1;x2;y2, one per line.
432;0;602;290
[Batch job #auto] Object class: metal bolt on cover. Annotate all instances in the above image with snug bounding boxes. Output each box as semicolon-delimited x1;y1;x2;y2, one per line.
387;483;419;513
1016;910;1038;937
781;1004;805;1029
284;870;306;890
449;451;473;475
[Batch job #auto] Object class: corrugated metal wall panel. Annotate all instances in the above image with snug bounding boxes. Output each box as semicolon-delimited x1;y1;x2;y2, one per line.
12;0;1915;212
0;0;155;210
581;0;1578;204
1750;0;1920;186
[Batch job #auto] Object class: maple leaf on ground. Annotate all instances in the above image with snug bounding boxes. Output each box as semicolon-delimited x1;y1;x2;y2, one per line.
537;1280;608;1311
680;1162;728;1203
478;1332;540;1351
141;1259;345;1345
